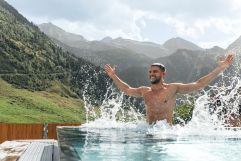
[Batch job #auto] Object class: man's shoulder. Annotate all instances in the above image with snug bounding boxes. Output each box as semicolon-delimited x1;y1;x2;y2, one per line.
168;83;183;87
137;86;151;96
137;86;151;93
138;86;151;90
166;83;180;91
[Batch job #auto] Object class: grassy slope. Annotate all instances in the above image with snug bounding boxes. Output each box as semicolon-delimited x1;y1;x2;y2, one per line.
0;79;86;123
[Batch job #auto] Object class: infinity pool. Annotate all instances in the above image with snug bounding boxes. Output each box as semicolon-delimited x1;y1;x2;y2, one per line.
57;124;241;161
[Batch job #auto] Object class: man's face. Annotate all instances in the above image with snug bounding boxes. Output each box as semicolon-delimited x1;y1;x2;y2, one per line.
149;66;165;84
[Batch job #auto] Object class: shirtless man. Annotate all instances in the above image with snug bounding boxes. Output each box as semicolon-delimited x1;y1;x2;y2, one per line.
104;54;234;125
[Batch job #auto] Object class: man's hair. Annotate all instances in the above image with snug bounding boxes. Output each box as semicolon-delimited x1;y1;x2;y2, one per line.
151;63;166;72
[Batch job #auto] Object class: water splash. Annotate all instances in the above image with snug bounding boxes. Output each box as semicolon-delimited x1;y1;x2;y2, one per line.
188;48;241;128
82;48;241;135
82;83;145;128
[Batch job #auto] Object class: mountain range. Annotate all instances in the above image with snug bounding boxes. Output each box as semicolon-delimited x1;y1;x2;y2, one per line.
39;22;241;86
39;22;205;59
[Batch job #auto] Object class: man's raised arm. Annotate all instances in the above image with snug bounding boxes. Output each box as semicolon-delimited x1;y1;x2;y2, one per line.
104;64;144;97
175;54;234;94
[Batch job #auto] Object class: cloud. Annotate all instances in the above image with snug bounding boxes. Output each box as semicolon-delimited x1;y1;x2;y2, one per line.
5;0;241;48
6;0;144;40
6;0;114;21
122;0;241;18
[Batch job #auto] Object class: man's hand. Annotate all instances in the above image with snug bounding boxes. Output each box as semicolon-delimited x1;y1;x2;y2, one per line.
104;64;116;78
218;53;234;70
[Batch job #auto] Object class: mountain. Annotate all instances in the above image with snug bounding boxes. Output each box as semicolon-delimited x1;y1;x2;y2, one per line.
50;37;151;75
116;37;240;86
0;0;108;104
163;37;203;54
155;49;218;83
205;46;225;55
39;22;87;48
226;36;241;52
38;22;232;87
39;23;170;59
119;49;219;86
100;37;169;58
38;23;152;75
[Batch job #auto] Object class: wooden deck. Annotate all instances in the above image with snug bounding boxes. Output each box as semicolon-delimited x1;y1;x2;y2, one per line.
0;140;60;161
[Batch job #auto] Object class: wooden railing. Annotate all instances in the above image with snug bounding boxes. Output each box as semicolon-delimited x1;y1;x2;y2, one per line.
0;123;80;143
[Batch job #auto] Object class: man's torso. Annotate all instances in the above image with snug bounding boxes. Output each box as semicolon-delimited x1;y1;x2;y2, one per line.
142;84;177;124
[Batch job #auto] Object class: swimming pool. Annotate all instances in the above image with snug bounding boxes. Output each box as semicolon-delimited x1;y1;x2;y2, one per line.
57;51;241;161
57;121;241;161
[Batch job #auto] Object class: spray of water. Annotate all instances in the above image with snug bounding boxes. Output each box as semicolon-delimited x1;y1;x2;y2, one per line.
81;47;241;135
82;83;145;128
188;47;241;129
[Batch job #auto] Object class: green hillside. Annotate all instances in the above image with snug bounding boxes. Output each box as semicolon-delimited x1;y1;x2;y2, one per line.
0;0;108;100
0;0;111;123
0;79;85;123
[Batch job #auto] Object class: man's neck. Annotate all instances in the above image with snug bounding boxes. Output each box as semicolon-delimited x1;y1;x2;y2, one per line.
151;81;166;90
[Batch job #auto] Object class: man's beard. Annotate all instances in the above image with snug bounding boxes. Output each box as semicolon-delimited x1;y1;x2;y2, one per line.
150;77;161;84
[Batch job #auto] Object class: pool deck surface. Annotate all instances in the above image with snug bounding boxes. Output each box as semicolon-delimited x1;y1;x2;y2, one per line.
0;139;59;161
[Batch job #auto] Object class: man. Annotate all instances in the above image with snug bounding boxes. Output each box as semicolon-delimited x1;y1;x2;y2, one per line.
104;54;234;125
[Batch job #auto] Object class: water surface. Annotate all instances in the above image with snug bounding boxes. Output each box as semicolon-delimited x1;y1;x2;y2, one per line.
58;122;241;161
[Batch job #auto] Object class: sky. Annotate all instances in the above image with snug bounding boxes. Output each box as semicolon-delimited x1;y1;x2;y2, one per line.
5;0;241;49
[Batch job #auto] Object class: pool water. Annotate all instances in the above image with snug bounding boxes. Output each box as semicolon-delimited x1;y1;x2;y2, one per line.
57;122;241;161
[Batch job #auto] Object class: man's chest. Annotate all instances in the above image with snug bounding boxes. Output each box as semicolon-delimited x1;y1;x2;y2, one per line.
143;90;175;109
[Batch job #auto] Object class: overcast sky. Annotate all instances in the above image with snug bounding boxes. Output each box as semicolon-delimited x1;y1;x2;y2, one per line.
5;0;241;49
